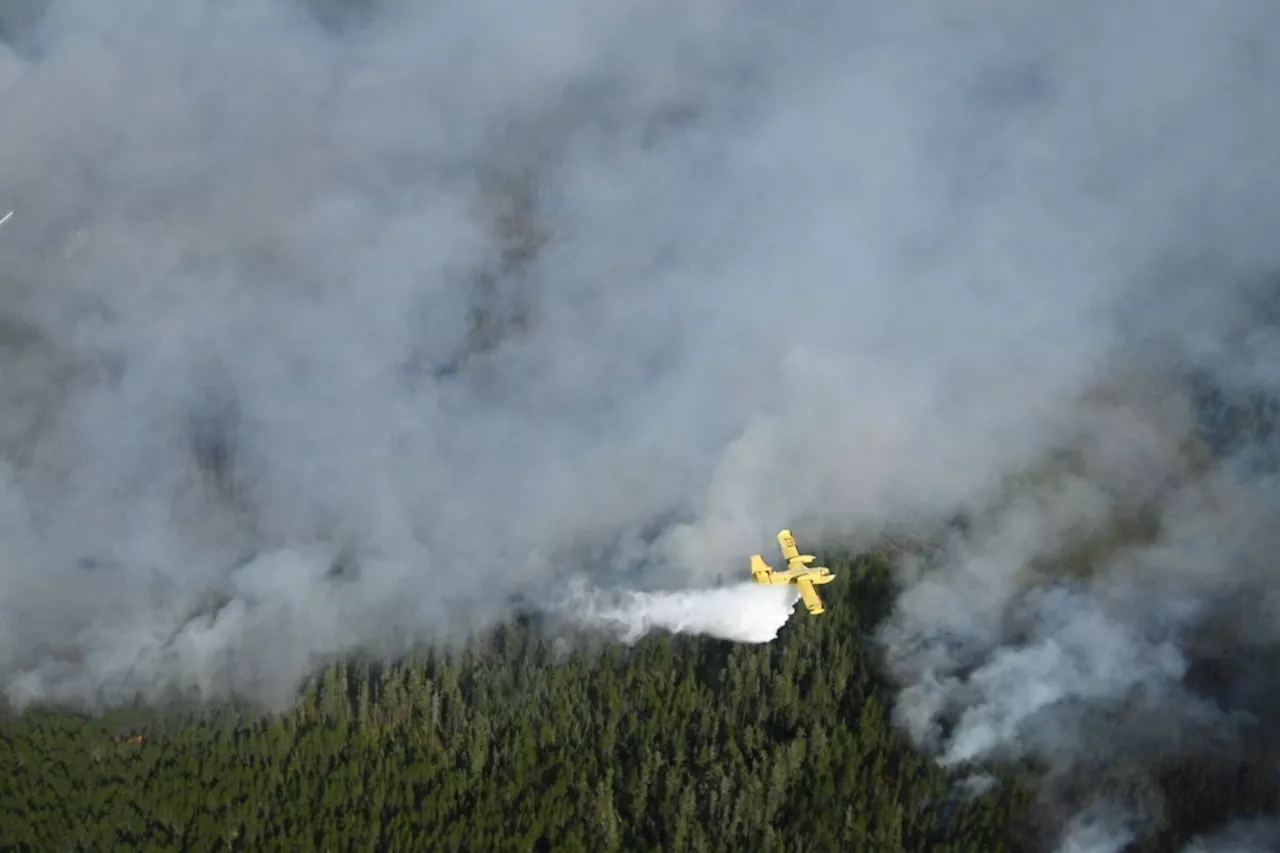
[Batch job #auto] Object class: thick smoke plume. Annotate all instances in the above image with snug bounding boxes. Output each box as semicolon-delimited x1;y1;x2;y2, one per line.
4;7;1280;843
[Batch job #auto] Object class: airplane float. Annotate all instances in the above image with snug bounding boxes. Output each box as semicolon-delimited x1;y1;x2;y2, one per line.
749;528;835;615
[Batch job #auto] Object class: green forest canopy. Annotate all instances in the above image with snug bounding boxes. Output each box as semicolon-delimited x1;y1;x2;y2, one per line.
1;550;1276;852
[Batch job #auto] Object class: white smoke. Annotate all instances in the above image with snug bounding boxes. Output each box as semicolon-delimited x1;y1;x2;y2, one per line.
1;16;1280;851
1184;819;1280;853
4;1;1280;844
936;586;1187;768
564;581;800;645
1054;809;1135;853
878;385;1280;843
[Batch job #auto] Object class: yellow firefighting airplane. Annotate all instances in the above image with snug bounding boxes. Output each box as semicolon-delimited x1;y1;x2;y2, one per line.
749;528;835;615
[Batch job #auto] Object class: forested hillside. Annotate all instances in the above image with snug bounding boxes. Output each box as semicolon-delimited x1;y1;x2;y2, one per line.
2;552;1038;852
1;550;1275;852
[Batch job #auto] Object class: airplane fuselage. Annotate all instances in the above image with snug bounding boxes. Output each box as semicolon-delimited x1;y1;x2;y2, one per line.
753;564;834;585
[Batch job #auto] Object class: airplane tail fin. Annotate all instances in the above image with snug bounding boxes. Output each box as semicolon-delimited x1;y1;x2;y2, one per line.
750;554;773;584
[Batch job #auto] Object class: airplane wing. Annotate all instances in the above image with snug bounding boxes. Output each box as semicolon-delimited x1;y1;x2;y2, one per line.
777;529;801;561
795;576;826;615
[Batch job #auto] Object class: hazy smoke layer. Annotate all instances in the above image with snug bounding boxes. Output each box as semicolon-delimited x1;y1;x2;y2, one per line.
1184;820;1280;853
1;2;1279;810
1054;805;1134;853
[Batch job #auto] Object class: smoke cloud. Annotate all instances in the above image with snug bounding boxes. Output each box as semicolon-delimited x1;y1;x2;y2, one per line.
1184;820;1280;853
1054;805;1135;853
4;2;1280;840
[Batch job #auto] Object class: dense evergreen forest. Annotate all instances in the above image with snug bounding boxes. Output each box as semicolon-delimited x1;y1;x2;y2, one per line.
3;549;1276;852
0;551;1021;852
